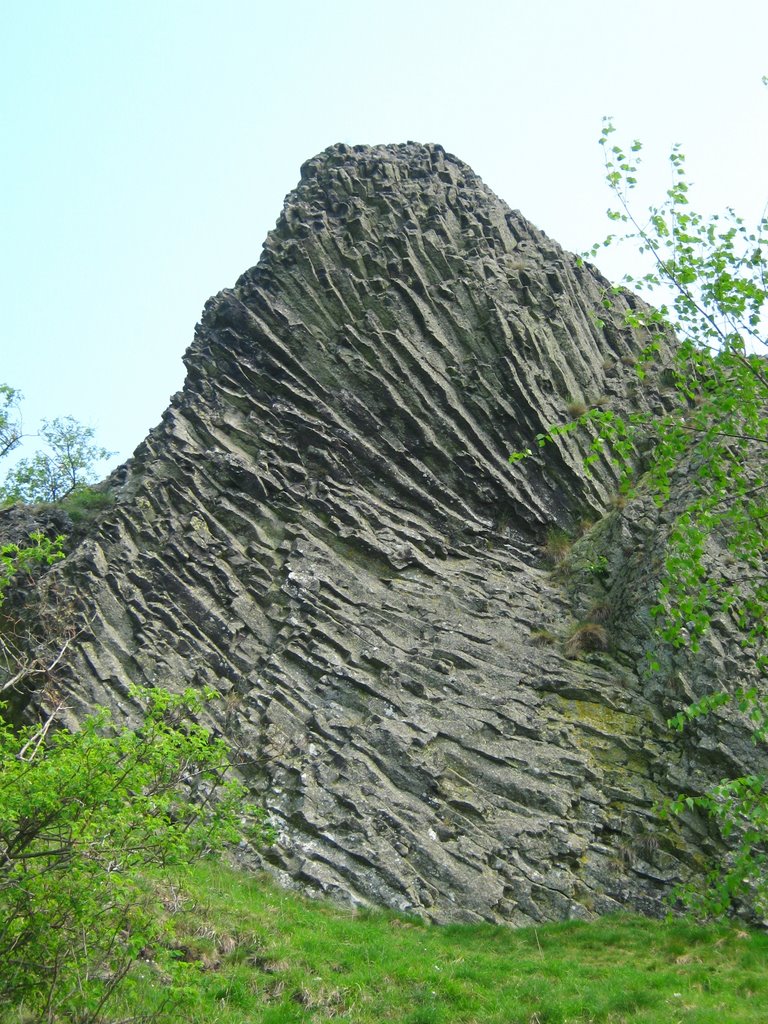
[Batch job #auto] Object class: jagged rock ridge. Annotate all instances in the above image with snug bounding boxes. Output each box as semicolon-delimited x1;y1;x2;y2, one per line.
14;143;761;924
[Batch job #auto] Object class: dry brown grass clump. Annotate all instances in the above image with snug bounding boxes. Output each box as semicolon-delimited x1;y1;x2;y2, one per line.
566;398;588;418
564;622;609;659
585;600;612;625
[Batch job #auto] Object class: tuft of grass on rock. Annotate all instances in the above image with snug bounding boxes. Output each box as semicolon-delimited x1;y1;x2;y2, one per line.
543;528;572;566
585;600;612;625
566;397;588;418
59;484;115;524
564;621;610;658
530;628;557;647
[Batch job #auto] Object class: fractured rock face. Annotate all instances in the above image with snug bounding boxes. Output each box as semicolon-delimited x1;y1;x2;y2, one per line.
13;143;761;923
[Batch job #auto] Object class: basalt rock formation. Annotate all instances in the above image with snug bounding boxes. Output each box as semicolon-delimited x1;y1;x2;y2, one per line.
6;143;762;924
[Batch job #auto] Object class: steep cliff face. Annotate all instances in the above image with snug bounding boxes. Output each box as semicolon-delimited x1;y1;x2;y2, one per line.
10;143;761;924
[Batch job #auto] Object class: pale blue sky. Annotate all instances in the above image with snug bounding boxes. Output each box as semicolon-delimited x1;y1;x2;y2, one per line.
2;0;766;474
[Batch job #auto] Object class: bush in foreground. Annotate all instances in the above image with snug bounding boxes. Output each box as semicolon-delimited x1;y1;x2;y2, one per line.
0;685;274;1022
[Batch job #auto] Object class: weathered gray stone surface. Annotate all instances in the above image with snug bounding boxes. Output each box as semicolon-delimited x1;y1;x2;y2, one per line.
5;143;762;923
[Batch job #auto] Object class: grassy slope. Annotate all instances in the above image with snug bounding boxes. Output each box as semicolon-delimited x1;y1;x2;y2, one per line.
110;860;768;1024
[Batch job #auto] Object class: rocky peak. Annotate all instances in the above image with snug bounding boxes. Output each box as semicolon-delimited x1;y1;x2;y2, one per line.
7;143;758;924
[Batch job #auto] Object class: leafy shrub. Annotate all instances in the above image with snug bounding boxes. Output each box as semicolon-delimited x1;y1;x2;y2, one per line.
585;555;610;578
1;533;68;703
1;532;65;595
1;416;114;505
0;685;274;1022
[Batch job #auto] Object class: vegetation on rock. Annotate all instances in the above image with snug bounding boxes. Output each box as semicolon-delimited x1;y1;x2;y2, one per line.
0;386;23;463
0;685;273;1023
0;468;273;1021
0;398;114;506
564;621;610;659
519;113;768;917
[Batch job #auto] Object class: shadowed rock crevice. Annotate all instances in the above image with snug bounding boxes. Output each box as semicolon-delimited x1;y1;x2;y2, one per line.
6;142;761;925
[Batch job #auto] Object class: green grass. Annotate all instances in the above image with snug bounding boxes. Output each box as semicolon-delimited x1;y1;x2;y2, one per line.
106;860;768;1023
59;483;114;523
543;527;573;566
